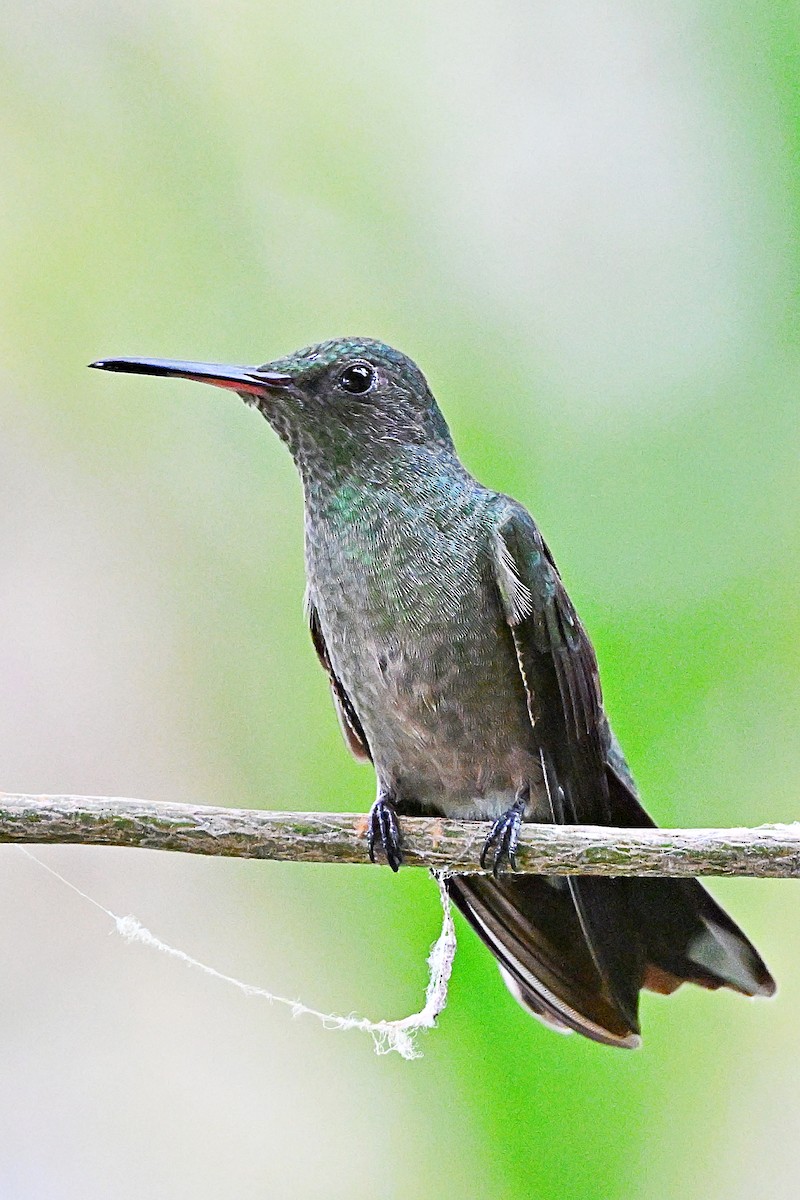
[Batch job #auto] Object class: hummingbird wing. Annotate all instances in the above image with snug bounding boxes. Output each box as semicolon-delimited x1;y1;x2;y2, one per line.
307;594;372;763
491;502;645;1033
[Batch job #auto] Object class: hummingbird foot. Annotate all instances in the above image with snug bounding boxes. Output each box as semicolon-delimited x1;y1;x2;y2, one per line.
368;793;403;872
479;789;528;878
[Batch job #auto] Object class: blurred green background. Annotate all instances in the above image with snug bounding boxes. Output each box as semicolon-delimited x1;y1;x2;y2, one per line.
1;1;798;1196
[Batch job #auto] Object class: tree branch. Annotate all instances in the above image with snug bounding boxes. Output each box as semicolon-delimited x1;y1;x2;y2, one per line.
0;792;797;876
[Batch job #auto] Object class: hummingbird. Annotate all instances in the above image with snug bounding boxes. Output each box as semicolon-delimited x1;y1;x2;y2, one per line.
90;338;775;1047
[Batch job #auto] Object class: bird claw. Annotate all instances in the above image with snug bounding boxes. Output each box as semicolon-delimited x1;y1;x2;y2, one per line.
368;795;403;872
480;795;527;877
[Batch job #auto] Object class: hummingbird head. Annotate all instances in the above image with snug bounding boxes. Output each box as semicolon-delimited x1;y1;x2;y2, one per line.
90;337;454;477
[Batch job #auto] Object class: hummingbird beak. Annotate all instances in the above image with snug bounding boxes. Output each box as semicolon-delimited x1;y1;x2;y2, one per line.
88;357;293;397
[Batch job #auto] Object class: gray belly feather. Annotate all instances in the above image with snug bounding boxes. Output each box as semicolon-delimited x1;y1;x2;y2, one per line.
305;484;544;819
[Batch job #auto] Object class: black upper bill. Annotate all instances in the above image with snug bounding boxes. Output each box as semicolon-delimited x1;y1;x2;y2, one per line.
88;357;292;396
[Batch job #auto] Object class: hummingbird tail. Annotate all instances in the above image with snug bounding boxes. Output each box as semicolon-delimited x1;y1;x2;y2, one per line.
447;872;643;1047
447;769;774;1047
447;866;773;1048
603;766;776;1002
626;874;776;999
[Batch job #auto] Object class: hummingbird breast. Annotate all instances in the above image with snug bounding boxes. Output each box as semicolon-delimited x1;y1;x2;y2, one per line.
303;466;544;819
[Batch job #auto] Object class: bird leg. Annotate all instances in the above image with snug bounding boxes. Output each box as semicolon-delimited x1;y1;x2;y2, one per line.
368;790;403;872
480;785;529;877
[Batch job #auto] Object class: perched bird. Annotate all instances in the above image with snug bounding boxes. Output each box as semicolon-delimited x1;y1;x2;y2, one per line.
91;338;775;1047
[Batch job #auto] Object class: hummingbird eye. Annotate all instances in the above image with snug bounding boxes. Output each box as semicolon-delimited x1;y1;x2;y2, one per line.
338;362;375;395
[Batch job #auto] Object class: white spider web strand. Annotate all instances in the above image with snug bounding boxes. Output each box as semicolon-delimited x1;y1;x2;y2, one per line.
18;849;456;1060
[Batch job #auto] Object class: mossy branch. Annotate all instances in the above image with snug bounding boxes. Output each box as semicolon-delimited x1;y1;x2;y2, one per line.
0;793;798;877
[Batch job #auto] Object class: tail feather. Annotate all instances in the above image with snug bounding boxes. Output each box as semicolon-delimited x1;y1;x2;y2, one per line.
447;873;642;1048
448;764;775;1046
604;766;776;999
